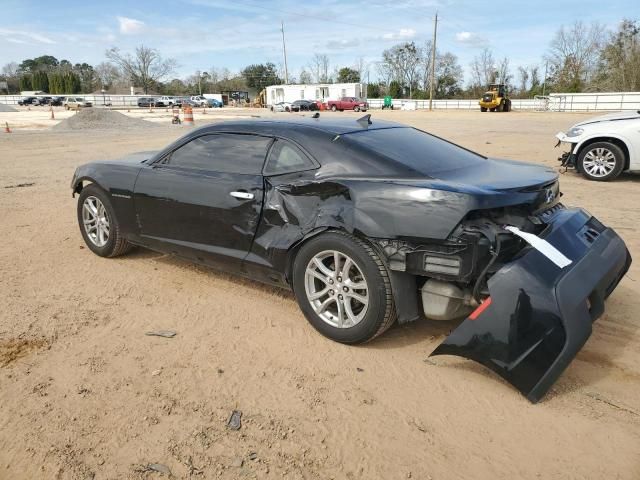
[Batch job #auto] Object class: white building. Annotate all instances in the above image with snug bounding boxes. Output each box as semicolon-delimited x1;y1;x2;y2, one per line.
265;83;366;106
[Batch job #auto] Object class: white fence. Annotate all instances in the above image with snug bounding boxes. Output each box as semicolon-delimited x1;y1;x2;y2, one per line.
367;92;640;112
0;94;167;107
1;91;639;111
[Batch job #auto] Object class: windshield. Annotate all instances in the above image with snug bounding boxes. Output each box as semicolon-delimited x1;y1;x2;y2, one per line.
344;127;486;175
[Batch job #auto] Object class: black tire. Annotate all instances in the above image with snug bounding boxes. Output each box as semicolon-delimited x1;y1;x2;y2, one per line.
480;107;487;112
354;106;360;112
497;101;504;112
292;231;396;344
331;105;337;112
577;141;625;182
77;184;133;258
504;99;511;112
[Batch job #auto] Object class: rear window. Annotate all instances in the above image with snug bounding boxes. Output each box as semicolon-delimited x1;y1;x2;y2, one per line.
344;127;485;175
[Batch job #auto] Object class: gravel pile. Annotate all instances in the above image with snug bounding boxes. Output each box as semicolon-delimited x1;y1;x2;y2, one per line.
0;104;17;112
53;108;161;131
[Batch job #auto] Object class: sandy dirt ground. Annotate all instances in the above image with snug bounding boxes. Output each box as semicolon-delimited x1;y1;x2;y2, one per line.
0;109;639;480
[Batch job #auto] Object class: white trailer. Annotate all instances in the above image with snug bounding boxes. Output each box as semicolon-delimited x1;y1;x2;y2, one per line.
265;83;366;107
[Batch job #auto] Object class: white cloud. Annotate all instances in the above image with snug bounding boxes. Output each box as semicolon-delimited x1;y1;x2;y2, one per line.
326;38;360;49
382;28;416;40
0;28;55;44
455;31;489;47
117;16;145;35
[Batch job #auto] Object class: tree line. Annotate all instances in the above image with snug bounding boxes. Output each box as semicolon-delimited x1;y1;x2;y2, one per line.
1;18;638;98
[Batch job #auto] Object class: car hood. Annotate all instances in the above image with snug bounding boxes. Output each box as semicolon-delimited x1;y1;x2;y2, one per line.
111;151;159;164
574;111;640;126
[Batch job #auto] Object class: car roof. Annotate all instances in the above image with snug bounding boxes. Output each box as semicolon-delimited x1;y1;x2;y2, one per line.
199;116;405;136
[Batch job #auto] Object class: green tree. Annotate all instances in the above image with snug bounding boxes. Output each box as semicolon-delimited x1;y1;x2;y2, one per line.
367;83;381;98
337;67;360;83
596;19;640;91
388;80;403;98
241;63;282;90
19;55;59;73
31;70;49;92
19;75;32;91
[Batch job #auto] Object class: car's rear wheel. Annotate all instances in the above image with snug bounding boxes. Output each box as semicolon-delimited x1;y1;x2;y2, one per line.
354;106;360;112
292;232;396;344
77;184;133;257
331;105;337;112
577;141;625;181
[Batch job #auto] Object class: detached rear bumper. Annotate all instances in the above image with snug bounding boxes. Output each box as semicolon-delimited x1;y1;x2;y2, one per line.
431;207;631;403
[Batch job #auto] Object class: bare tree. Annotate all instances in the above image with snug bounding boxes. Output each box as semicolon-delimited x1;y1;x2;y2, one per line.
469;47;496;94
419;40;433;92
354;57;368;82
382;42;421;98
596;19;640;91
547;21;605;92
299;69;312;84
95;62;121;90
309;54;331;83
105;45;176;93
517;66;530;94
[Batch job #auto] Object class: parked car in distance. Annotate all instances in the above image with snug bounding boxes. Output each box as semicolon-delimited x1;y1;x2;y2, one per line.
556;111;640;181
159;96;176;106
137;98;165;108
36;96;53;106
189;95;208;107
64;97;92;110
18;96;38;106
291;100;318;112
70;116;631;403
271;102;293;112
207;98;223;108
50;96;65;106
328;97;368;112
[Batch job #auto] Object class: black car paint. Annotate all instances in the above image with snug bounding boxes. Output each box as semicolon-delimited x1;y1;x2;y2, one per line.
71;117;631;402
432;208;631;402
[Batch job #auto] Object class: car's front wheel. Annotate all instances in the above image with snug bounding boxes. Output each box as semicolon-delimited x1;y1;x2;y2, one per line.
578;141;625;181
292;232;396;344
77;184;133;257
331;105;338;112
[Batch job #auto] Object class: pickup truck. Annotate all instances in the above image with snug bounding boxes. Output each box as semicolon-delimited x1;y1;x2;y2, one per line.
327;97;368;112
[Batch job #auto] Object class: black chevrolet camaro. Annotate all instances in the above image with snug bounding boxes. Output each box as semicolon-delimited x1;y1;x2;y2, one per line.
71;116;631;402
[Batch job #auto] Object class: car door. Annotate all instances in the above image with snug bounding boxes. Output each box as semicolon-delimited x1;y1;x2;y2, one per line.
133;132;273;272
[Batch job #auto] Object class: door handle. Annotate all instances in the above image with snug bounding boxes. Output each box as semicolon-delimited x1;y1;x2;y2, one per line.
230;191;254;200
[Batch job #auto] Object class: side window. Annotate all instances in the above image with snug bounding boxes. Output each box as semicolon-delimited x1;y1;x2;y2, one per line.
167;133;272;174
263;140;316;175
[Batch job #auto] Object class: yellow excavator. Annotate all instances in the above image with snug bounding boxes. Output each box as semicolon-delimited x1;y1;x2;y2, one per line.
252;89;267;108
479;83;511;112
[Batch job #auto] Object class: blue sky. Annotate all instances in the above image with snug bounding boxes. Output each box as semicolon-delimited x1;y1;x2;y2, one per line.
0;0;636;84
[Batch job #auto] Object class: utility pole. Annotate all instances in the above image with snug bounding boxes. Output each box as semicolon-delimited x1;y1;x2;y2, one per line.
281;20;289;84
542;60;548;97
428;12;438;111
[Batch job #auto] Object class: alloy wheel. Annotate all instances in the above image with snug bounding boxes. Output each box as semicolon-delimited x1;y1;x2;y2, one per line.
304;250;369;328
583;147;617;177
82;196;110;247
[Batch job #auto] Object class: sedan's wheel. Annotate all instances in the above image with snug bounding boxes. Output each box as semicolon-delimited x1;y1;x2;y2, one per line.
578;142;625;181
293;232;396;344
82;196;110;247
77;184;133;257
331;105;338;112
354;106;360;112
304;250;369;328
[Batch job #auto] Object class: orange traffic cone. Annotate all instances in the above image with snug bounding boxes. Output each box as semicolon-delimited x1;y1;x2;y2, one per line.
4;122;11;133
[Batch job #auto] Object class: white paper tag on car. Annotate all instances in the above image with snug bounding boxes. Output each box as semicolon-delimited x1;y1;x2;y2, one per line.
505;226;572;268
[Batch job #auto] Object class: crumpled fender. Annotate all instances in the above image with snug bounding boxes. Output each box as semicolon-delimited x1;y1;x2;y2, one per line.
431;208;631;403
